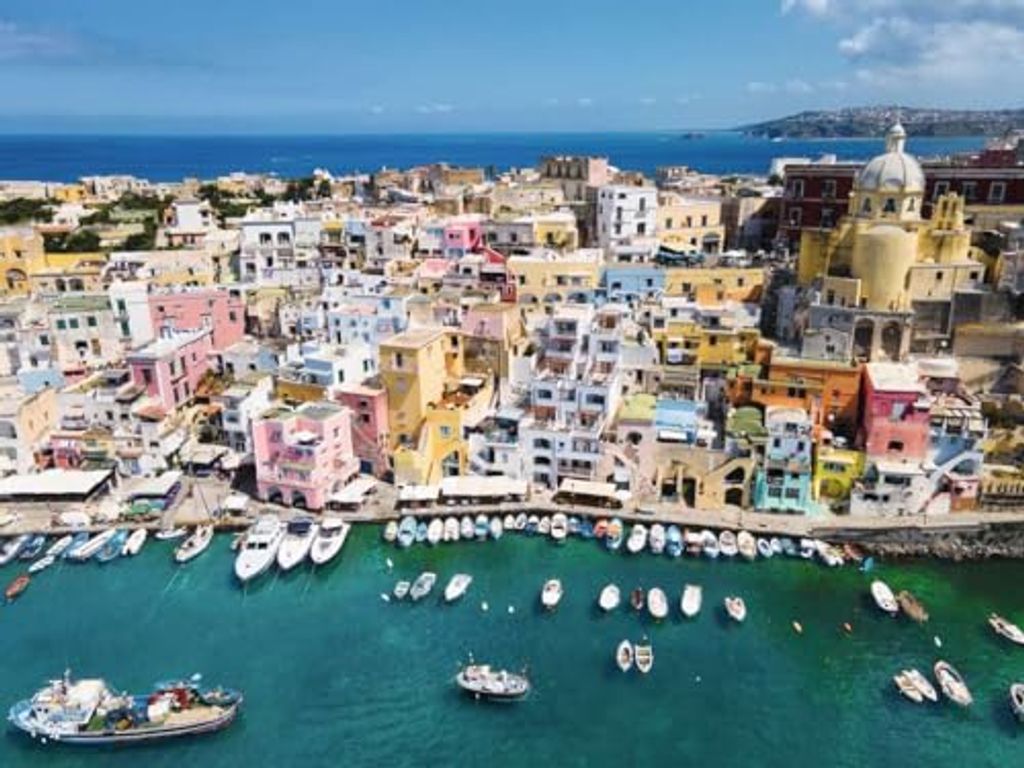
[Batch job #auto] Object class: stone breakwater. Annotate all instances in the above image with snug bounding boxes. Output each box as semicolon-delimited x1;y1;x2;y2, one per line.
825;520;1024;561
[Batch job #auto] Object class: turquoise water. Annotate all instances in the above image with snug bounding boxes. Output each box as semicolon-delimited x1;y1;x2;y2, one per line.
1;527;1022;767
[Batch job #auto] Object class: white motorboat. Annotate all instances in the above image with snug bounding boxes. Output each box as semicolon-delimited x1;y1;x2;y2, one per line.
45;535;74;559
701;530;720;559
474;514;489;539
816;540;844;567
489;517;504;540
67;529;117;562
122;528;148;557
780;537;798;557
155;528;187;541
647;588;669;621
626;524;648;554
616;640;634;672
514;513;527;531
455;664;530;701
175;525;214;564
410;572;437;601
905;669;938;703
443;516;460;542
426;518;444;546
770;537;783;555
736;531;756;561
397;516;416;549
718;530;738;558
444;573;473;603
460;516;475;539
538;517;551;536
894;671;924;703
0;534;28;565
541;579;563;610
724;596;747;623
277;517;318;571
871;580;900;615
681;584;703;618
234;516;285;583
383;521;398;543
550;513;568;543
310;517;350;565
934;661;973;707
1010;683;1024;723
684;529;704;556
28;555;56;574
634;640;653;674
989;613;1024;646
502;514;516;531
798;538;816;559
393;580;411;600
756;538;773;559
599;584;621;612
648;524;666;555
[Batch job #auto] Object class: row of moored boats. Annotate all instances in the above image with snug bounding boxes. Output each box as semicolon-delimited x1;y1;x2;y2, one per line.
234;515;351;584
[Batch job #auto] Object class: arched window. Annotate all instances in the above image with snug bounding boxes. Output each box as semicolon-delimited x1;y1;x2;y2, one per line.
883;198;897;214
907;197;916;213
861;197;872;214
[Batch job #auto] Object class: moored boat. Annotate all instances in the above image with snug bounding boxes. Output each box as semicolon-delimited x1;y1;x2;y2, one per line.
310;518;350;566
736;531;756;561
630;587;645;612
594;519;608;539
122;529;148;557
894;671;924;703
28;555;55;575
934;661;973;707
905;669;938;703
550;513;568;543
45;535;74;559
474;514;489;540
684;529;703;556
502;514;515;532
798;538;816;559
18;534;47;561
426;518;444;546
154;528;187;541
396;516;417;549
871;580;900;616
444;573;473;603
770;537;783;555
382;520;398;543
234;516;284;584
455;665;529;701
276;516;318;571
634;640;653;674
681;584;702;618
0;534;30;565
410;571;437;601
756;537;773;559
648;524;666;555
718;530;738;558
5;573;30;601
415;521;428;544
724;596;747;623
701;530;720;559
896;590;929;623
1010;683;1024;723
444;516;460;542
393;580;411;600
175;525;214;565
538;516;551;536
579;518;594;539
989;613;1024;646
489;516;504;540
541;579;562;610
567;516;580;536
616;640;634;672
461;516;475;539
666;525;683;558
647;588;668;621
525;515;539;535
599;584;620;612
61;532;90;561
514;513;527;532
605;518;624;551
626;524;648;554
67;529;116;563
96;530;127;563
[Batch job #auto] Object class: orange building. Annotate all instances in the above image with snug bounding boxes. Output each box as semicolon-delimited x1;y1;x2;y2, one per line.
750;356;862;440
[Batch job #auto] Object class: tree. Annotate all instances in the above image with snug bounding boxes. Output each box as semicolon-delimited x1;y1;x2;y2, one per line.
0;198;53;225
45;230;102;253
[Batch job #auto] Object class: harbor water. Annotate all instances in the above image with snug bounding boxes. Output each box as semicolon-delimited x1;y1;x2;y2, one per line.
2;526;1022;767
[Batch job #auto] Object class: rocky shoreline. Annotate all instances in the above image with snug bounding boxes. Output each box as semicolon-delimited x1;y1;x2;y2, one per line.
831;523;1024;562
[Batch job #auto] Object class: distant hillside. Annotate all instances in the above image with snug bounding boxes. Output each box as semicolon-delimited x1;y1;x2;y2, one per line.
739;106;1024;139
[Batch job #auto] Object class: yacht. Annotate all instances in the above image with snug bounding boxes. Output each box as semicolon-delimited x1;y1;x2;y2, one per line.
277;517;318;571
599;584;621;612
122;529;148;557
736;531;756;561
648;524;666;555
724;596;747;623
541;579;563;610
647;588;668;621
426;518;444;545
934;661;973;707
989;613;1024;645
870;581;900;615
444;573;473;603
310;518;350;565
175;525;214;564
681;584;702;618
410;572;437;601
616;640;634;672
234;516;285;583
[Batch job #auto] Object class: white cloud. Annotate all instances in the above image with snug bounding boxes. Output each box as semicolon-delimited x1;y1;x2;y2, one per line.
785;78;814;94
746;81;778;94
0;19;76;61
415;103;454;115
576;97;594;107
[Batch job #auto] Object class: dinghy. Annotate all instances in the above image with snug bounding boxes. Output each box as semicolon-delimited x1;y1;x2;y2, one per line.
599;584;621;612
444;573;473;603
634;640;653;674
489;517;504;540
681;584;702;618
989;613;1024;646
410;571;437;601
648;524;666;555
701;530;720;559
756;537;773;559
616;640;634;672
550;513;568;543
393;580;411;600
626;524;648;554
605;519;624;551
666;526;683;558
718;530;738;558
647;588;668;621
1010;683;1024;723
443;516;460;542
383;520;398;543
122;528;148;557
871;580;900;615
894;671;924;703
905;669;938;703
896;590;929;623
538;516;551;536
736;530;756;561
514;513;527;531
396;516;416;549
724;596;747;623
426;518;444;546
541;579;563;610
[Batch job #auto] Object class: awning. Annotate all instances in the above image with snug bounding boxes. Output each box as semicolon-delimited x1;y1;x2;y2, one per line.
221;493;251;513
440;476;527;498
557;479;618;499
127;470;182;500
398;484;440;502
330;476;378;504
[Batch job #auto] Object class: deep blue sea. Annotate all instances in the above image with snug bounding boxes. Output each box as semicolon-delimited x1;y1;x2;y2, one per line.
1;528;1022;767
0;133;987;182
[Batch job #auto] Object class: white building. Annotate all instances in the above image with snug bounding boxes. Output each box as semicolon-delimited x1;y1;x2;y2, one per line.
215;376;273;454
239;204;322;287
596;185;657;250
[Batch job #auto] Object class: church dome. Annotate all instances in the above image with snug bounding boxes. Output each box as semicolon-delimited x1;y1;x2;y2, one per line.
854;122;925;194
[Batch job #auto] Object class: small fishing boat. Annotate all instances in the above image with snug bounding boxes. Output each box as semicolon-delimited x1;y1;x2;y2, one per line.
489;517;504;540
626;524;648;554
5;573;30;601
905;669;938;703
95;530;128;563
0;534;29;565
155;528;187;541
684;529;703;556
701;529;719;559
724;596;747;623
455;664;529;701
630;587;645;611
634;640;653;674
444;573;473;603
541;579;563;610
397;516;417;549
567;517;580;536
18;534;47;561
599;584;621;612
770;537;783;555
616;640;634;672
780;537;798;557
756;537;773;559
443;516;460;542
681;584;702;618
579;518;594;539
647;588;669;621
61;532;90;561
415;521;428;544
514;513;527;531
122;529;147;557
310;518;350;565
175;525;214;565
719;530;738;558
462;516;477;539
383;520;398;543
28;555;55;574
474;514;489;539
410;572;437;602
277;517;318;571
894;671;924;703
736;530;756;561
842;543;865;564
896;590;929;623
538;517;551;536
426;518;444;546
798;538;816;559
871;581;900;616
45;535;74;559
550;513;568;543
234;516;284;584
502;514;516;531
934;661;972;707
666;525;683;558
648;524;666;555
393;580;411;600
594;519;608;539
605;518;624;551
1010;683;1024;723
525;515;539;535
989;614;1024;646
816;540;844;568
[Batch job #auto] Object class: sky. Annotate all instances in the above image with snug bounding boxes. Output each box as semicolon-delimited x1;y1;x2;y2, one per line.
1;0;1022;134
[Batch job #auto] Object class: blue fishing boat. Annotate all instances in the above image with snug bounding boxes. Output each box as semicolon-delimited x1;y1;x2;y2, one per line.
18;534;47;561
568;516;580;536
396;516;416;549
666;525;683;558
525;515;539;535
474;514;489;539
415;521;428;543
61;532;91;561
579;519;594;539
605;518;624;551
96;530;128;563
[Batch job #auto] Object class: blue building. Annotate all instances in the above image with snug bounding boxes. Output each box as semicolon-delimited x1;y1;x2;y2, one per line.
753;406;816;514
598;265;665;304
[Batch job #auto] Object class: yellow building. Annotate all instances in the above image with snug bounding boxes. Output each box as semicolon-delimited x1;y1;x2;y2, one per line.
651;320;760;371
663;266;764;304
0;384;57;473
50;184;88;204
657;194;726;253
28;252;109;294
813;445;865;503
0;227;43;296
507;251;602;304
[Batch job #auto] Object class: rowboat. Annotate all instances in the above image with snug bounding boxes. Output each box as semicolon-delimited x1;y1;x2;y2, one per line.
871;581;900;615
724;596;747;623
896;590;929;623
634;640;653;674
630;587;645;611
894;671;924;703
616;640;634;672
5;573;30;601
599;584;621;612
1010;683;1024;723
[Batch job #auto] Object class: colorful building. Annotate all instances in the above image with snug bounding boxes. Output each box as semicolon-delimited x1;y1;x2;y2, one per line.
127;328;215;414
753;406;815;514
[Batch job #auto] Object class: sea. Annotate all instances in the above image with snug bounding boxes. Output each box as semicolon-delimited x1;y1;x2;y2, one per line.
1;527;1022;768
0;133;988;182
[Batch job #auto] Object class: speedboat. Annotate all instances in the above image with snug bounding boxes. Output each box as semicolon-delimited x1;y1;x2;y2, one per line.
175;525;214;564
681;584;702;618
605;518;624;551
0;534;30;565
122;529;147;557
444;573;473;603
28;555;56;574
756;537;773;559
383;520;398;543
96;530;127;563
310;518;350;565
634;640;653;674
455;664;529;701
649;524;666;555
474;514;489;540
894;671;924;703
18;534;47;561
393;580;411;600
415;521;428;543
647;588;668;621
410;571;437;601
68;529;117;563
599;584;621;612
234;516;285;584
489;517;504;540
934;661;973;707
896;590;929;623
426;518;444;545
616;640;634;672
550;513;568;543
541;579;562;610
525;515;539;535
45;535;74;559
61;532;90;561
630;587;645;611
1010;683;1024;723
905;669;938;703
666;526;683;558
989;613;1024;645
538;517;551;536
626;524;648;554
871;580;900;615
155;528;187;541
718;530;738;558
724;596;747;623
461;516;475;539
396;516;416;549
736;531;756;561
701;530;720;559
444;517;460;542
514;513;527;532
277;517;318;571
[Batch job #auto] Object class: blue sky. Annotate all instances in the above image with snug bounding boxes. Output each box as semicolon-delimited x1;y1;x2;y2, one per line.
1;0;1022;133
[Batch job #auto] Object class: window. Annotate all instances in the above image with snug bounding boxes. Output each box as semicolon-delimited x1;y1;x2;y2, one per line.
822;179;837;199
394;352;404;368
788;207;802;227
68;318;79;329
989;181;1007;204
961;181;978;202
887;440;904;453
883;198;897;214
789;179;805;198
861;197;872;214
932;181;949;200
87;316;97;327
56;319;66;330
440;425;452;438
39;334;49;346
141;368;153;385
821;208;835;228
636;223;646;236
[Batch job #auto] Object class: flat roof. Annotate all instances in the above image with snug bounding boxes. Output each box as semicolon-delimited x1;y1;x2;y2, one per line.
440;476;527;498
867;362;927;393
0;469;112;498
127;470;182;499
398;484;440;502
382;327;447;349
557;479;618;499
330;476;378;504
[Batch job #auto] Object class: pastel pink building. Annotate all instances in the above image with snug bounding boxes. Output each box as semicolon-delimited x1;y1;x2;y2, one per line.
859;362;931;460
443;221;483;258
252;400;360;509
127;328;214;413
149;287;245;351
335;383;390;477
